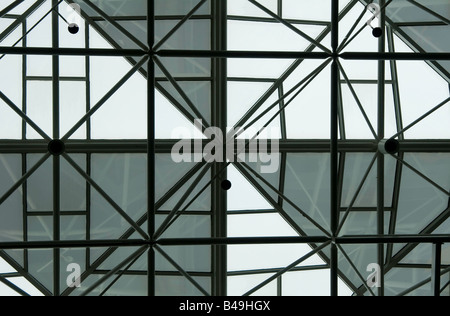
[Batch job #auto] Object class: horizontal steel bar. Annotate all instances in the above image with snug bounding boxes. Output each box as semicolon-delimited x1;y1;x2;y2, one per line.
2;140;450;153
0;47;146;56
157;50;332;59
341;52;450;60
0;235;448;249
0;239;147;249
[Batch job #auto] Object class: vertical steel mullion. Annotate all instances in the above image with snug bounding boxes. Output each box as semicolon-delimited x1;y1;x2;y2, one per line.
432;243;442;296
211;0;227;296
21;19;29;272
147;0;155;297
330;0;339;297
377;0;386;298
52;0;60;296
84;20;92;276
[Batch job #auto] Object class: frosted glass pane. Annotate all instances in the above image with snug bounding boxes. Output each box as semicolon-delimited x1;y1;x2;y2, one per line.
27;55;52;76
27;155;52;212
156;0;210;15
156;245;211;272
61;216;86;241
396;154;449;234
155;20;210;50
28;250;53;293
341;153;396;208
156;215;210;238
228;274;277;296
156;57;211;77
60;82;87;139
155;275;211;296
60;154;86;211
0;155;23;242
27;216;52;241
282;270;331;296
90;154;147;239
26;81;52;139
283;153;331;234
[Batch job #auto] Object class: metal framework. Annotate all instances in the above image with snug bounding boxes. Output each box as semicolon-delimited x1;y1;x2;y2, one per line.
0;0;449;296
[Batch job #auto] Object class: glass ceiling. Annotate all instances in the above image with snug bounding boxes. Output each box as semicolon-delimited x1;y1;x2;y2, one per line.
0;0;449;296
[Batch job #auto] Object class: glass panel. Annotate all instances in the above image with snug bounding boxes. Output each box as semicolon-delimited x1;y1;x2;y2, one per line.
228;213;298;237
282;270;332;296
283;153;331;234
90;154;147;239
338;212;390;236
285;65;331;139
101;275;147;296
60;216;86;241
159;168;211;212
27;249;53;294
156;57;211;78
341;153;396;208
25;1;52;48
4;277;44;296
396;153;450;234
157;245;211;273
228;0;277;18
155;20;211;50
0;154;23;242
228;20;324;52
27;216;52;241
156;0;210;16
60;81;87;139
91;69;147;139
157;80;211;124
396;61;450;139
385;268;431;296
155;154;198;203
27;154;52;212
228;243;324;272
59;56;85;77
156;214;211;238
338;243;377;294
227;165;273;211
60;154;86;212
155;275;211;296
26;81;52;139
282;0;331;21
26;55;52;76
228;273;277;296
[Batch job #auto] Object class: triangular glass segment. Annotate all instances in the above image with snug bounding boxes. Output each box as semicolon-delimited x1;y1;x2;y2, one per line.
155;89;205;139
155;14;210;50
228;273;277;296
72;0;147;49
395;153;450;235
89;154;147;239
338;243;378;295
155;154;200;204
341;153;396;209
285;63;331;139
158;166;211;212
227;164;273;211
283;153;332;235
157;74;211;127
90;62;147;140
338;0;384;53
395;60;450;139
0;154;23;242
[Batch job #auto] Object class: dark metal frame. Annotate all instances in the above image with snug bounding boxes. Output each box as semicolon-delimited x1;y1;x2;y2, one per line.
0;0;449;296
